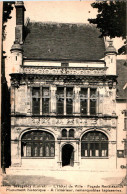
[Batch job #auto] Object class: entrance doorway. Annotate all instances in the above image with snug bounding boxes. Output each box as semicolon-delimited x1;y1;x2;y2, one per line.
62;144;74;167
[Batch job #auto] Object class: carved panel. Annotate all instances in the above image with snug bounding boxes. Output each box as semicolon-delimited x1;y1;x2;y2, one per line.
23;67;106;76
14;117;115;128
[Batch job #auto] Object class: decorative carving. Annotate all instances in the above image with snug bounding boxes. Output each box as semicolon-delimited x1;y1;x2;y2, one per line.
31;118;40;125
52;127;57;131
14;117;116;129
76;127;83;131
23;66;106;76
67;119;74;125
56;119;63;125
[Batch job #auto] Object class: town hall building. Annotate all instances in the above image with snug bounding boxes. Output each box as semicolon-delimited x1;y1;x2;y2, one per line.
8;2;127;172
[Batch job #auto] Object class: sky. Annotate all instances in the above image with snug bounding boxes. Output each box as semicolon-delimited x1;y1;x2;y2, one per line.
3;1;125;85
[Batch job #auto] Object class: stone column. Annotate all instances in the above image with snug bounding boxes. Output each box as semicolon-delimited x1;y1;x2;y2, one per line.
50;85;57;115
27;85;31;115
73;86;80;115
57;141;62;168
11;85;15;114
64;87;66;115
98;87;104;115
74;141;80;167
87;88;90;115
11;140;21;166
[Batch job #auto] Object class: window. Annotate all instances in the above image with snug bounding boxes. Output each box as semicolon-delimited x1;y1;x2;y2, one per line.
21;131;55;157
81;131;108;157
117;150;124;158
57;87;73;115
66;87;73;114
90;88;97;115
80;88;87;115
80;88;97;115
57;87;64;115
62;129;67;137
42;87;50;114
32;87;50;115
61;129;75;138
69;129;74;137
32;88;40;115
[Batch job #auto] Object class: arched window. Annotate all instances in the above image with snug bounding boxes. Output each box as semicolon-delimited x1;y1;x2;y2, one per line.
62;129;67;137
81;131;108;157
69;129;74;138
21;131;55;157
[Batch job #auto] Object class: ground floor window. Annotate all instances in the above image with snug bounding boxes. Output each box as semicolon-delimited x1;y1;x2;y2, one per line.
81;131;108;157
21;131;55;157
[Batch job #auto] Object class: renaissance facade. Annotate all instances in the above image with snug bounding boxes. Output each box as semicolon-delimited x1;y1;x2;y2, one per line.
9;2;126;171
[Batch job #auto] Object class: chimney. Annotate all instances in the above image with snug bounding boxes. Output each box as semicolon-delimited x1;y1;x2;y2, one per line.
15;1;26;44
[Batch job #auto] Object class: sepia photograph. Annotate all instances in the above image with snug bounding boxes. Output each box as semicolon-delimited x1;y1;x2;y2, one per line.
0;0;127;193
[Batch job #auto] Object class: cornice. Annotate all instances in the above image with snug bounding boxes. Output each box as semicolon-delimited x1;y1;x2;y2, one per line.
9;73;117;88
11;114;118;119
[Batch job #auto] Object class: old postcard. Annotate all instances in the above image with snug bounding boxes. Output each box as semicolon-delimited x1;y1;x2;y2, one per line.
1;1;127;193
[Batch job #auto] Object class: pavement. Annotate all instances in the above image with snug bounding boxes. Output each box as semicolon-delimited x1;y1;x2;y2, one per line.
1;168;126;186
0;170;127;194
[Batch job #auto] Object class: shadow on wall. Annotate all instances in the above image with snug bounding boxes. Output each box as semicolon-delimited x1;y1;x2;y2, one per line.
1;56;11;173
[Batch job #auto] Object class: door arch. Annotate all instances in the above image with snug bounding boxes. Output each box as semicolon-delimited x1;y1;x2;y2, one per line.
62;144;74;167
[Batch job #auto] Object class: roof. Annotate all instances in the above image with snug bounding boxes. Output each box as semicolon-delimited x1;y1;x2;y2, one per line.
23;22;105;60
117;59;127;99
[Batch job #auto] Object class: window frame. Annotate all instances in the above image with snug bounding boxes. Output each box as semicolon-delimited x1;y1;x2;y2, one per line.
81;131;108;158
32;87;50;115
21;131;55;158
61;129;75;139
56;86;74;115
32;87;40;115
80;87;97;116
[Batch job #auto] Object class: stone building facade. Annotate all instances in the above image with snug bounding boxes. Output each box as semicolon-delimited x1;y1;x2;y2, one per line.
9;2;126;171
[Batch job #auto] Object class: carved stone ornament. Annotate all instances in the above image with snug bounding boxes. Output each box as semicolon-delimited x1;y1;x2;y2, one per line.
23;66;107;76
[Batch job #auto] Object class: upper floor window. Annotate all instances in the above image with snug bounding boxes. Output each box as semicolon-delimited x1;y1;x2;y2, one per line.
32;88;40;115
32;87;50;115
81;131;108;157
21;131;55;157
57;87;73;115
80;88;97;115
57;87;64;115
66;87;73;115
42;87;50;114
32;86;97;116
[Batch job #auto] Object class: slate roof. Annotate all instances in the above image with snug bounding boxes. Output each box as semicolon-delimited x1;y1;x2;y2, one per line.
23;22;105;60
117;60;127;99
